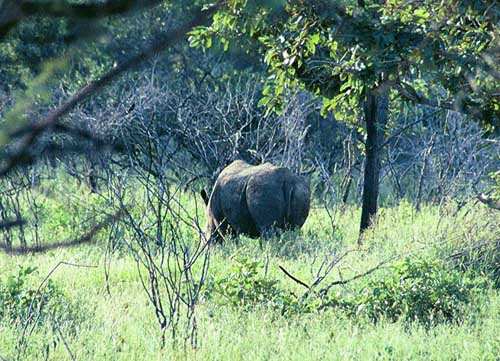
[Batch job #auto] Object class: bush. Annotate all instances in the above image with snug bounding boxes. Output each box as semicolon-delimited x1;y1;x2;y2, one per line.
0;265;67;325
207;258;308;315
205;257;485;325
353;258;483;326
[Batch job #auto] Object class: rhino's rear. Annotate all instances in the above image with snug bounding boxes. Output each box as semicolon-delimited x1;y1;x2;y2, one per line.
204;160;311;240
286;175;310;229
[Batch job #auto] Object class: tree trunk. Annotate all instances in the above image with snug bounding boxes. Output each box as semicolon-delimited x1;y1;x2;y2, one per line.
342;175;352;205
359;86;389;237
88;153;99;193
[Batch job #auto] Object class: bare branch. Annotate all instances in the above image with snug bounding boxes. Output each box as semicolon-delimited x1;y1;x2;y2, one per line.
17;261;98;357
392;81;495;121
0;2;220;177
478;193;500;210
0;0;164;40
0;210;124;254
379;109;441;150
278;265;310;289
319;258;393;296
0;218;26;230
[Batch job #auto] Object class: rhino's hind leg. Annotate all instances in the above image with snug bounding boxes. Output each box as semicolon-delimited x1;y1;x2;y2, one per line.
209;218;237;244
247;197;285;237
257;224;282;248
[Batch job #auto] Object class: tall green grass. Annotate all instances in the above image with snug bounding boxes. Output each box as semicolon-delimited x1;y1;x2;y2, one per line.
0;178;499;360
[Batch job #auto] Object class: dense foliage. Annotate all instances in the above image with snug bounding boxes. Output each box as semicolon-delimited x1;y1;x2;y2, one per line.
207;256;485;326
195;0;500;127
354;258;483;325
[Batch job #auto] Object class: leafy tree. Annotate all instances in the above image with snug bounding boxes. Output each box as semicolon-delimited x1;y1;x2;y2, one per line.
192;0;500;235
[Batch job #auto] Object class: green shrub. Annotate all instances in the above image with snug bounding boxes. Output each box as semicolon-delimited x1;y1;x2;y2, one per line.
207;258;308;315
0;265;67;325
204;257;484;325
353;258;483;326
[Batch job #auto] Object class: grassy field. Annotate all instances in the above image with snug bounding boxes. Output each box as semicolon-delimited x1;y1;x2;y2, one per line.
1;181;499;360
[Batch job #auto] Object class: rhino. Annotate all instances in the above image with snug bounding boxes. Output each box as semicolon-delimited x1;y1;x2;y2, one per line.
200;160;311;242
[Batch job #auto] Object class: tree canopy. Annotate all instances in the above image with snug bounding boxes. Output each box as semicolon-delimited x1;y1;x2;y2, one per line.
192;0;499;129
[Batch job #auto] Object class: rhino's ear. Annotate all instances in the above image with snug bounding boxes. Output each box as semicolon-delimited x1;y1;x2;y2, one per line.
200;189;209;206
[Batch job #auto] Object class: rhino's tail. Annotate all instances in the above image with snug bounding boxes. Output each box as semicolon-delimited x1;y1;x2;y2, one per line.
284;178;294;229
200;189;209;205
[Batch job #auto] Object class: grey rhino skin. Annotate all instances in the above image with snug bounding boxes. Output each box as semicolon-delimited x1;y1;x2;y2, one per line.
201;160;311;242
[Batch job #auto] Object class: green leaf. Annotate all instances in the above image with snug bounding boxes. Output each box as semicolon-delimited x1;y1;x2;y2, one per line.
257;96;271;107
414;8;430;19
